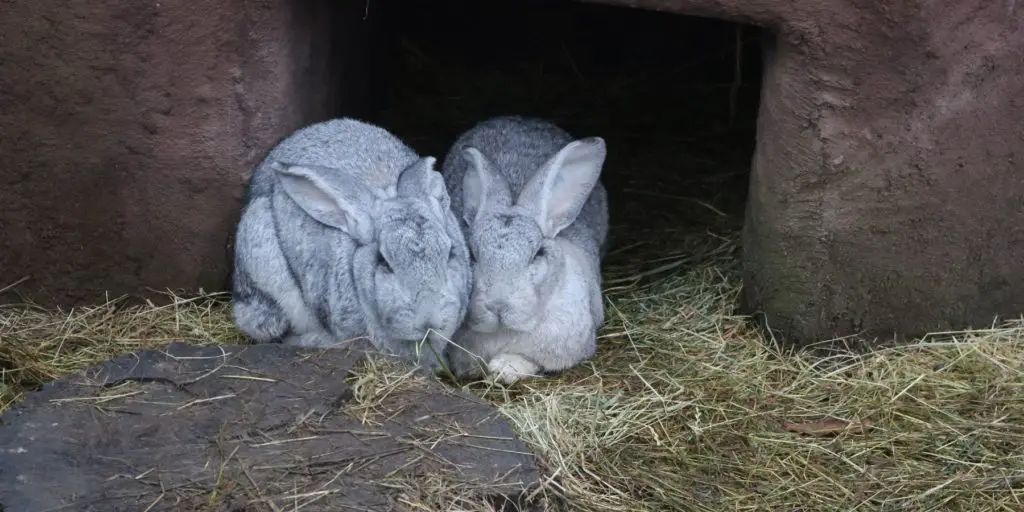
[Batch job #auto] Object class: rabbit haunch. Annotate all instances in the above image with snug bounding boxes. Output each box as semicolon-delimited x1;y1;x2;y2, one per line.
441;116;609;384
231;118;472;370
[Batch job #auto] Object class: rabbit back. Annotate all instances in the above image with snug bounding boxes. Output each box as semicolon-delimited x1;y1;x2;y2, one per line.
248;118;421;201
234;118;471;369
235;118;412;346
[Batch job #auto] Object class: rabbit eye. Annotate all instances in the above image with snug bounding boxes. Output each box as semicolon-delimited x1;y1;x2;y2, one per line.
532;246;547;262
377;252;393;274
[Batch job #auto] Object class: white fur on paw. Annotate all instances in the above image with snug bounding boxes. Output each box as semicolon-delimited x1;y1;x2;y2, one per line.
486;354;540;385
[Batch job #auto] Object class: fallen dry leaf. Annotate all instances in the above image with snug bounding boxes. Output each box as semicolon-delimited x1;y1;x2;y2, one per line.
783;418;874;437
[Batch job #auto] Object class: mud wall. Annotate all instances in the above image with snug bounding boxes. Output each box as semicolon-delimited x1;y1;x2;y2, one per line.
589;0;1024;344
0;0;374;305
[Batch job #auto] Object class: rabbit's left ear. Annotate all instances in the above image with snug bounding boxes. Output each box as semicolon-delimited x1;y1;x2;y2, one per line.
273;161;376;244
518;137;606;238
462;146;513;227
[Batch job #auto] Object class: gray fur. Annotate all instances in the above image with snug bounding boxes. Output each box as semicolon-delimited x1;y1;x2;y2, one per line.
440;116;609;384
232;118;472;370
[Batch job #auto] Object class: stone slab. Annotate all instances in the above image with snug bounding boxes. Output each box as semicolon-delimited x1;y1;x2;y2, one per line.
0;342;541;511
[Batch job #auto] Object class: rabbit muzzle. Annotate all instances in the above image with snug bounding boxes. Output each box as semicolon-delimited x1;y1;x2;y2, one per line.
467;285;541;333
414;295;459;339
466;307;500;333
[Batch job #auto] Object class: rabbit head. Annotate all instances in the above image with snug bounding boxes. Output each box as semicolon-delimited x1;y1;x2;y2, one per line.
458;137;607;333
273;156;470;361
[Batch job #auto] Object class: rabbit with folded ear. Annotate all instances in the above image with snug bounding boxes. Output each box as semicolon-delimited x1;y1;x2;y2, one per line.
440;116;609;384
232;117;472;370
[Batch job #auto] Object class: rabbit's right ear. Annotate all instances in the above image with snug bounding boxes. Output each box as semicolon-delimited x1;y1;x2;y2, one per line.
518;137;606;238
461;147;512;227
273;161;375;244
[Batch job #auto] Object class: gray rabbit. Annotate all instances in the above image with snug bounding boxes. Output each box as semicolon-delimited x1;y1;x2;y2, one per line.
232;117;472;370
440;116;609;384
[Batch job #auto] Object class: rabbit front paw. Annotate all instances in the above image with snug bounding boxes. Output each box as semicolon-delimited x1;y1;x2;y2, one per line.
487;354;540;385
283;330;339;348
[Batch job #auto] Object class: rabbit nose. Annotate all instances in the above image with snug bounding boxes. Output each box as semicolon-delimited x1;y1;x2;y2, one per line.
485;299;511;317
416;302;446;334
419;322;441;335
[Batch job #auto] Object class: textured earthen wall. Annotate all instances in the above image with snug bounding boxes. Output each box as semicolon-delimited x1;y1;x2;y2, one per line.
588;0;1024;345
0;0;370;305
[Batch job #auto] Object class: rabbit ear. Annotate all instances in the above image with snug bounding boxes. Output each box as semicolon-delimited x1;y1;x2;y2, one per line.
396;156;450;213
273;161;375;244
517;137;606;238
462;146;512;226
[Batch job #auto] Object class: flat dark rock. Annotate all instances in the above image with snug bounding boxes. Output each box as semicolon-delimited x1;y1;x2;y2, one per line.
0;342;541;511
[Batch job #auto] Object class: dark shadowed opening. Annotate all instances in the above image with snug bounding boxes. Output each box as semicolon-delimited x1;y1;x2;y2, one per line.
328;0;763;304
358;0;761;297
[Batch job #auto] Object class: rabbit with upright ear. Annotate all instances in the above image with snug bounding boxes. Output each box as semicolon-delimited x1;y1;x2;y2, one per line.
232;117;472;370
440;116;609;384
